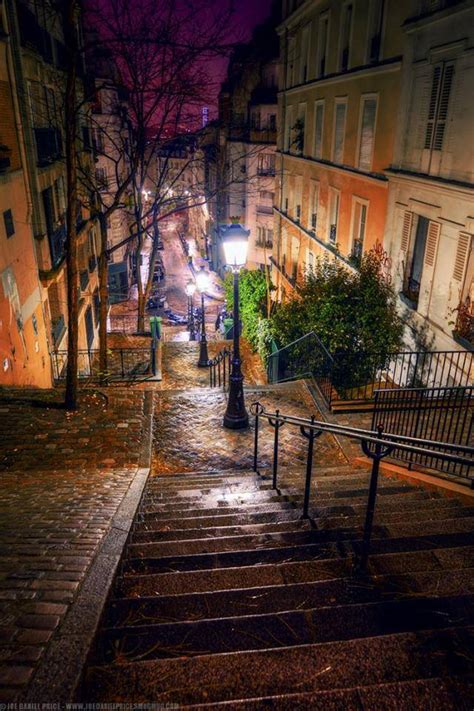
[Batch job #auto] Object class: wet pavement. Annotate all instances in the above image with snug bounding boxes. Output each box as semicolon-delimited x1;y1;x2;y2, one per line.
152;381;346;475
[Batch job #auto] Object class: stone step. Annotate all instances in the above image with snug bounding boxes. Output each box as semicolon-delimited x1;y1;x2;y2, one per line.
106;567;474;628
138;490;438;519
140;479;414;504
147;464;364;488
132;502;472;542
94;593;474;663
126;516;474;561
81;626;474;704
116;545;474;598
122;529;474;576
134;496;461;531
187;675;474;710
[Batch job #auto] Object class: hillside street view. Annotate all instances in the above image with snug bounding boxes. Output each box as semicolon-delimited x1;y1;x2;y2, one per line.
0;0;473;707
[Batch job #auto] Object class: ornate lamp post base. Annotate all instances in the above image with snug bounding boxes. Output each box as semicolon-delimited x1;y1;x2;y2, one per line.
223;373;249;429
223;270;248;429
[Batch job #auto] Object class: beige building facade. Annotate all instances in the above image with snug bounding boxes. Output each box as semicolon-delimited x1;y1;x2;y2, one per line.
273;0;411;298
383;0;474;372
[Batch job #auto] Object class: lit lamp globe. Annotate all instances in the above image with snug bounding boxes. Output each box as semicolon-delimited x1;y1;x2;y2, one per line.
222;223;250;430
222;223;250;271
185;281;196;298
196;266;210;292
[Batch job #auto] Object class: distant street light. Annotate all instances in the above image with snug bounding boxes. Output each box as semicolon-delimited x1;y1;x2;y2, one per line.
185;280;197;341
221;223;250;429
196;266;210;366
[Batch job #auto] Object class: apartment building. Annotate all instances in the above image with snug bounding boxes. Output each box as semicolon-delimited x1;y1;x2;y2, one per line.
273;0;411;297
1;0;101;386
0;0;51;386
383;0;474;363
91;60;132;304
214;8;280;273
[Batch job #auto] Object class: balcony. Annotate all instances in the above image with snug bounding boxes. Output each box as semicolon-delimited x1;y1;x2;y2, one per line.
51;314;66;347
48;223;67;269
349;239;363;268
80;269;89;292
34;128;62;167
401;276;420;310
249;128;277;145
329;224;337;243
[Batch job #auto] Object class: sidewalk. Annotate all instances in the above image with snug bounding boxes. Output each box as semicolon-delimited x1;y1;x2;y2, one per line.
0;388;152;702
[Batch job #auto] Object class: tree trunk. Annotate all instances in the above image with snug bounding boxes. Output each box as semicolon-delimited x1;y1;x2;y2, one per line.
64;0;79;411
137;292;146;333
98;212;108;380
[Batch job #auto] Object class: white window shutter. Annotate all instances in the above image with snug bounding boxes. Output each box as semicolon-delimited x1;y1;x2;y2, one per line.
452;233;471;283
417;220;440;317
424;66;441;150
424;221;440;268
400;211;413;252
433;64;454;151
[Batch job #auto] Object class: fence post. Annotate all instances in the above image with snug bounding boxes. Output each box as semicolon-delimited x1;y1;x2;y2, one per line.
151;340;157;377
359;425;393;571
301;416;321;518
268;409;282;490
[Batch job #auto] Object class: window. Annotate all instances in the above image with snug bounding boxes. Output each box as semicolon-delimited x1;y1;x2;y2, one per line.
286;35;297;88
269;114;276;131
95;167;108;191
313;100;324;158
452;234;474;343
358;97;377;171
424;62;454;153
401;212;440;310
367;0;385;63
294;103;306;154
294;176;303;222
328;189;340;243
300;24;311;83
309;181;319;232
340;4;353;71
3;209;14;238
308;250;314;272
284;105;295;151
257;153;276;176
351;200;368;265
333;100;347;163
318;13;329;77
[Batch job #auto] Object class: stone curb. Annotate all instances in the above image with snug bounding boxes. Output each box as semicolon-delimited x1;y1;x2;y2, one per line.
21;393;155;703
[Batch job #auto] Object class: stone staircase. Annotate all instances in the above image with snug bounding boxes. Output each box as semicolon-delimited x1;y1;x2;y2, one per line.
80;465;474;708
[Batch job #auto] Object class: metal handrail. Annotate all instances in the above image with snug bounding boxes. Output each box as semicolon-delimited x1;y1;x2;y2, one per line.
209;347;232;389
250;401;474;571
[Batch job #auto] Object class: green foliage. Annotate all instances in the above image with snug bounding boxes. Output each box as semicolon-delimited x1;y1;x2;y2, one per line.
224;269;271;351
270;249;404;390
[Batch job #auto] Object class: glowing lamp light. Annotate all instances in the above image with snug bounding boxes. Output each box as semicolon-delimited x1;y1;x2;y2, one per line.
196;266;210;292
222;223;250;270
185;281;196;297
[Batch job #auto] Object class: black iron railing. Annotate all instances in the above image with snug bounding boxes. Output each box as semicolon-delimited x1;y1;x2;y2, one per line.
51;346;157;381
209;348;232;389
372;385;473;481
268;332;473;408
250;402;474;570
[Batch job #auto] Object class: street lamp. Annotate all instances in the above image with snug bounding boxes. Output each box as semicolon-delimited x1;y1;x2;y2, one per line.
221;223;250;430
196;266;210;366
185;280;196;341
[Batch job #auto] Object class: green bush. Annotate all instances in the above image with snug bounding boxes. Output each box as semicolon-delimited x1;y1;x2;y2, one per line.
224;269;271;352
270;249;404;391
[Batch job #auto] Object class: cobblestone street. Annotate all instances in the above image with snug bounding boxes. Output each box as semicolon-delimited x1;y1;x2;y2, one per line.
152;381;346;475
